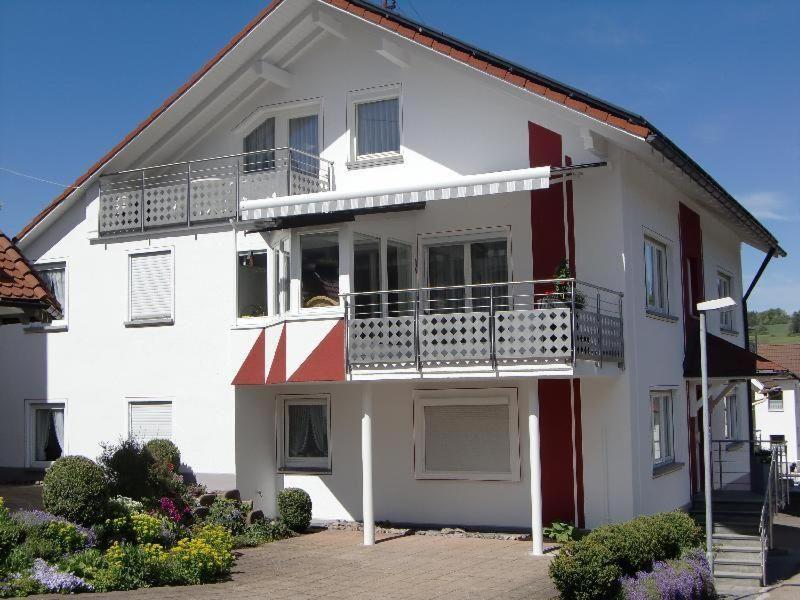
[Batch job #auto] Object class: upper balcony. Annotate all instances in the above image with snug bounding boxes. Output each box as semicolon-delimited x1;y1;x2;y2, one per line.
342;278;625;377
98;148;333;236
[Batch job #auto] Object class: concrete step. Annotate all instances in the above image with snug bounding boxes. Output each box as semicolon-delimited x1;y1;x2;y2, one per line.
714;557;762;576
694;520;760;535
713;533;762;550
713;570;762;590
691;507;762;517
716;546;762;562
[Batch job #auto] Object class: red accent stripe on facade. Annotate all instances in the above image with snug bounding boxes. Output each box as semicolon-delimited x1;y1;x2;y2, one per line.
572;379;585;528
679;202;704;344
232;330;265;385
266;325;287;384
538;379;576;526
288;320;346;382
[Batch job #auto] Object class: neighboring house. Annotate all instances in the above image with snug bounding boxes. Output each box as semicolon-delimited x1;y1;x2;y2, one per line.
754;344;800;465
0;232;61;325
0;0;785;548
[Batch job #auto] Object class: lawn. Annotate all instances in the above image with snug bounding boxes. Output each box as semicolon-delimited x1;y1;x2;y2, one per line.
752;323;800;345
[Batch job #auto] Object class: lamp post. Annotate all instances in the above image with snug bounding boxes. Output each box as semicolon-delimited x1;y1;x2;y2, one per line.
697;296;737;572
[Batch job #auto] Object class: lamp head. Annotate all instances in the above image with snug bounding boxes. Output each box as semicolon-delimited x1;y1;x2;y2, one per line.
697;297;736;312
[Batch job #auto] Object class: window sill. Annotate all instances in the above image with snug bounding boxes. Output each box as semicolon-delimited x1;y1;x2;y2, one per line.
346;153;404;170
24;323;68;334
124;318;174;328
719;327;739;337
652;461;684;479
645;310;679;323
278;467;332;476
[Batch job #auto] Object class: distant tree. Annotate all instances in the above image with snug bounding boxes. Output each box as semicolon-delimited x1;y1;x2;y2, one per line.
790;311;800;335
748;310;761;327
758;308;790;325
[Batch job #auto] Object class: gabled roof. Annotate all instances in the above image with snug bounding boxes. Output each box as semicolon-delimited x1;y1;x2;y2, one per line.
758;344;800;378
14;0;785;258
0;232;62;321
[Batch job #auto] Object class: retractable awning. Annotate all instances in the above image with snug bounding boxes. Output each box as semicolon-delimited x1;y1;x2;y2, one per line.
239;162;605;221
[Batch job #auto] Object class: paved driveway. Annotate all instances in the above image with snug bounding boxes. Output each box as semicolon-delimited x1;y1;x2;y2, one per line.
85;530;558;599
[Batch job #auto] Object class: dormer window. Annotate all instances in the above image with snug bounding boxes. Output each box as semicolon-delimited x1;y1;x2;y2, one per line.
243;118;276;172
348;85;403;168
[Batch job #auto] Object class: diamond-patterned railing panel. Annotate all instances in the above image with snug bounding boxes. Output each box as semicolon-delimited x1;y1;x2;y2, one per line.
240;170;288;202
143;183;186;228
190;176;237;222
574;309;623;362
495;308;572;362
348;316;415;368
99;190;142;234
418;312;491;364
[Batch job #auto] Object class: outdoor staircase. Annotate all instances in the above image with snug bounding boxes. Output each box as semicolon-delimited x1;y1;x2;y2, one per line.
691;494;765;593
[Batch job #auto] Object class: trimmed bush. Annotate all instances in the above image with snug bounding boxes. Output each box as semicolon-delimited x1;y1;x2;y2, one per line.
233;519;294;548
549;511;704;600
42;456;109;526
99;439;156;501
206;498;246;536
145;439;180;473
277;488;312;533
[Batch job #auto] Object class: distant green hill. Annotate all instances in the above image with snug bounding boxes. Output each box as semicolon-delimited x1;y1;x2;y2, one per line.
751;322;800;345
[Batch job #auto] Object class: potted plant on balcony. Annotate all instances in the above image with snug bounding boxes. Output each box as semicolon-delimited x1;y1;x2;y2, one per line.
540;260;585;309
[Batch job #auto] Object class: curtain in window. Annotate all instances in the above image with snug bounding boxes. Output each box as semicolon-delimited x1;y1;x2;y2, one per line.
288;404;328;458
52;409;64;457
243;118;276;172
39;268;65;308
35;408;63;462
356;98;399;156
289;116;319;176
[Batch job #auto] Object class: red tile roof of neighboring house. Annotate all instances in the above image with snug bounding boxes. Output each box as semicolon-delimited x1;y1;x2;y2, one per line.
12;0;785;257
758;344;800;378
0;232;62;318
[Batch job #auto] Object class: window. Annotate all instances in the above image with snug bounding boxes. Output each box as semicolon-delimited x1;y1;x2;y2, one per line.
353;234;382;318
289;115;320;175
387;240;413;316
300;232;339;309
768;388;784;411
348;86;402;167
651;390;674;467
243;118;276;172
27;402;65;468
33;262;67;327
717;272;735;331
724;393;740;440
238;250;269;318
128;250;173;324
770;434;786;445
129;401;173;443
644;237;669;314
413;389;520;481
425;237;509;313
350;235;413;318
278;395;330;472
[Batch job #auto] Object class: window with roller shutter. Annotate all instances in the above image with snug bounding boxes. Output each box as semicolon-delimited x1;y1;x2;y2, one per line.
128;250;173;324
129;401;173;442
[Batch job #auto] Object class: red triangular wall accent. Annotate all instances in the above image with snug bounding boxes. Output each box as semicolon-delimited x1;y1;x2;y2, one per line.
232;330;265;385
288;320;345;382
266;325;287;384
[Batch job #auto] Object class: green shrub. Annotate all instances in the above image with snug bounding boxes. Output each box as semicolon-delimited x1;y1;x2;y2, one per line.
42;456;109;525
94;542;171;591
233;519;294;548
206;498;246;536
99;439;156;501
543;521;579;543
57;548;106;582
145;439;180;473
549;511;704;600
0;498;23;569
169;525;232;584
277;488;312;533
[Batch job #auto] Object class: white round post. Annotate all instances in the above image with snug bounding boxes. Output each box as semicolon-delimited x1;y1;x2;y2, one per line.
362;384;375;546
529;386;543;555
700;311;713;571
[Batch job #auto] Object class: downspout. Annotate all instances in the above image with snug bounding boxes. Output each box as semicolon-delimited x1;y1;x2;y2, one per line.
742;247;776;488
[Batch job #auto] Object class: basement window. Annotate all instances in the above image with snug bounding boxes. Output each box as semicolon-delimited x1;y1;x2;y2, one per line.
278;395;331;473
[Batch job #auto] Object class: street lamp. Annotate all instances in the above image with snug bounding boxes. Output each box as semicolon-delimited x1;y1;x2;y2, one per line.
697;296;737;572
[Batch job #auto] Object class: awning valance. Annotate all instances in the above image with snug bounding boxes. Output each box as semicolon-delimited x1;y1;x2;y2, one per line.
240;165;554;221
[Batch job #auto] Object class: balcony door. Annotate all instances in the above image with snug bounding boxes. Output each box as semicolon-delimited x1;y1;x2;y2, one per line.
425;237;509;313
242;111;319;173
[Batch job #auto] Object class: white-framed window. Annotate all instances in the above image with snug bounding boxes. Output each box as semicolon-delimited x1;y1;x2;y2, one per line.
413;388;520;481
237;250;269;318
26;400;66;469
767;388;784;412
299;231;340;309
352;233;413;318
421;230;511;313
651;390;674;467
127;249;174;325
240;103;321;175
724;393;740;440
348;85;402;167
644;236;669;315
717;271;735;331
277;394;331;473
30;261;67;329
128;400;173;443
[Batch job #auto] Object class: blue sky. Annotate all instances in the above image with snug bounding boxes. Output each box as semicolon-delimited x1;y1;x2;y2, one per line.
1;0;797;311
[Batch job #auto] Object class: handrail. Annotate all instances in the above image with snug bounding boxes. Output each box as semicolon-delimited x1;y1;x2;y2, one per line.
339;278;624;298
758;446;779;585
100;146;333;176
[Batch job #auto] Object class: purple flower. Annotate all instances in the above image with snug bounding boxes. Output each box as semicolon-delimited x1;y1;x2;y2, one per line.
13;509;95;548
619;552;714;599
30;558;93;593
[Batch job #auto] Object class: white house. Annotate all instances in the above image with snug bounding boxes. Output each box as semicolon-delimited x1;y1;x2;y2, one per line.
754;345;800;466
0;0;784;551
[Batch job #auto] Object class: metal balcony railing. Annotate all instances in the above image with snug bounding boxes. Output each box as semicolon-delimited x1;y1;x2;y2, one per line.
98;148;333;236
342;278;624;372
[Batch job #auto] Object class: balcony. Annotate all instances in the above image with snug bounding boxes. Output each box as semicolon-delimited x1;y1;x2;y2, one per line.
343;279;624;374
98;148;333;236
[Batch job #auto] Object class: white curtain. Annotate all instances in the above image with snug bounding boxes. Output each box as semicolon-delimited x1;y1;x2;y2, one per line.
39;268;65;307
35;408;63;462
35;409;50;462
356;98;399;156
288;405;327;457
53;410;64;455
244;118;276;172
289;116;319;175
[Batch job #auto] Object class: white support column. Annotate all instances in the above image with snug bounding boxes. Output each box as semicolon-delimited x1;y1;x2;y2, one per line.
528;385;543;555
362;383;375;546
